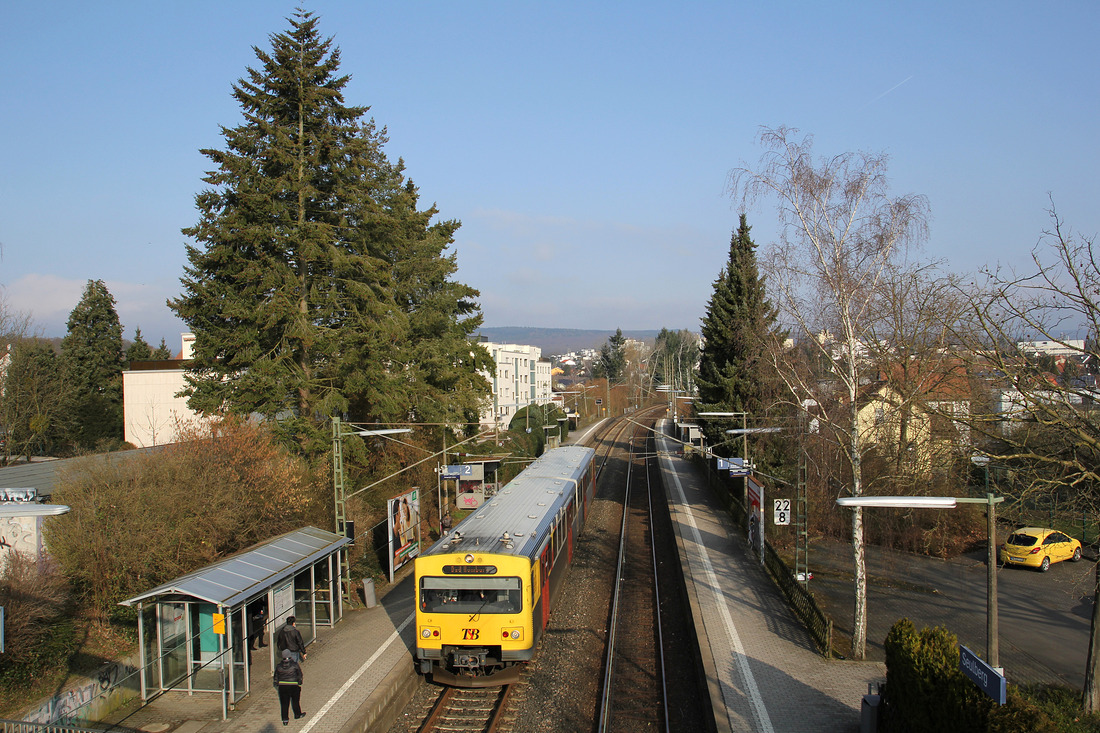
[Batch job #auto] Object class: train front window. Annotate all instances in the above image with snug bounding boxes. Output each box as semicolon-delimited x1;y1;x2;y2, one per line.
420;576;522;614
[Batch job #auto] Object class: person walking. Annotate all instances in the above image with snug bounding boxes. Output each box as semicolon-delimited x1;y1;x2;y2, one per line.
276;615;307;663
273;649;305;725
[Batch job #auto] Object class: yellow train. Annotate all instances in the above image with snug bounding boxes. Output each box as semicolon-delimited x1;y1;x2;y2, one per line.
415;445;597;686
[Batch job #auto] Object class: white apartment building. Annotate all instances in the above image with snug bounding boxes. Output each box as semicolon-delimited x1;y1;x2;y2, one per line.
477;341;553;430
122;334;204;447
124;335;554;445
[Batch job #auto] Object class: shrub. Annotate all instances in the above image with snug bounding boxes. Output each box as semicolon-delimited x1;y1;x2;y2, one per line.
0;553;75;685
45;418;329;624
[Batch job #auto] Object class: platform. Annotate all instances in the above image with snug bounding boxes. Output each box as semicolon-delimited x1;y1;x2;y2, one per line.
101;571;420;733
655;421;883;733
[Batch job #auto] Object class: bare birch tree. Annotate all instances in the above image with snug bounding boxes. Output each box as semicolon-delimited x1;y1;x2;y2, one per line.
729;126;929;659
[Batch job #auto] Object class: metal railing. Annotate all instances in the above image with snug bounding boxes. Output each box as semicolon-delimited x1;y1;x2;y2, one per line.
0;721;127;733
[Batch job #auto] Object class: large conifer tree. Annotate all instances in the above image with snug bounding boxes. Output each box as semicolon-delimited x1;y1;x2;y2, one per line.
61;279;124;449
696;215;780;453
171;11;488;448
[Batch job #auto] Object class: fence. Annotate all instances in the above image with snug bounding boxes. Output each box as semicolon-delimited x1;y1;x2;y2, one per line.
692;454;834;657
0;721;120;733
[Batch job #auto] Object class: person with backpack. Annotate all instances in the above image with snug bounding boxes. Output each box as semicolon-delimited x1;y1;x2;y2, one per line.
273;649;304;725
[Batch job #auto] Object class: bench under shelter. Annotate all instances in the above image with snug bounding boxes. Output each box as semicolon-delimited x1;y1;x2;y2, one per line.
120;526;351;719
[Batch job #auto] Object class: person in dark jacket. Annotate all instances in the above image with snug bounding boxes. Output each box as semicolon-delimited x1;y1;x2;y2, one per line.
273;649;304;725
248;606;267;650
276;616;307;663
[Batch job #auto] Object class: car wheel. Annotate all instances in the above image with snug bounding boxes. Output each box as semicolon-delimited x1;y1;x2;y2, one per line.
1040;555;1051;572
1073;547;1083;562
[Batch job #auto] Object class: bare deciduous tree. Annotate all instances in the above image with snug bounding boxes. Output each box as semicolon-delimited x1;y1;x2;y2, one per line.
729;126;929;659
959;204;1100;711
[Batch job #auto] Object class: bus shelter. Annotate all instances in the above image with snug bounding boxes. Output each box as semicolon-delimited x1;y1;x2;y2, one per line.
120;527;351;719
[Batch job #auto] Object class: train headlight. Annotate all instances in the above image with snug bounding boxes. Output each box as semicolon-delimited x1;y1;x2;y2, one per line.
421;628;431;639
420;626;440;640
510;630;521;640
464;554;475;563
501;627;523;641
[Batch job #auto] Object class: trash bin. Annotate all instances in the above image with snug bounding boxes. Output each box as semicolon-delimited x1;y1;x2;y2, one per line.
860;692;880;733
363;578;377;608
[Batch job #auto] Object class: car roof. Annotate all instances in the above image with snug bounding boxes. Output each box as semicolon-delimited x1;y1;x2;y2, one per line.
1011;527;1051;535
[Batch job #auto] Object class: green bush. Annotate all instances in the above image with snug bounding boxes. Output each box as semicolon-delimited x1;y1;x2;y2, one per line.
882;618;1065;733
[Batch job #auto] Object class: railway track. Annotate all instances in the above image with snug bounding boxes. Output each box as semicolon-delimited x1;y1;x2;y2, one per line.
418;684;514;733
598;419;668;731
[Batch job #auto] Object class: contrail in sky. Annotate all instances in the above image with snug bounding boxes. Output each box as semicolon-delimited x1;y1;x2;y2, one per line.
872;74;914;103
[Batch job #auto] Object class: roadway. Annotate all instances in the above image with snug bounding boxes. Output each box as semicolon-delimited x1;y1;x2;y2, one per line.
807;538;1093;688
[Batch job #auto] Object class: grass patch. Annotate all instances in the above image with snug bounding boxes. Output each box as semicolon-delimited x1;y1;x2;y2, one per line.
1014;683;1100;733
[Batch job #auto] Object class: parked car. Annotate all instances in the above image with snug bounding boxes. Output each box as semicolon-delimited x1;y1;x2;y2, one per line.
1000;527;1082;571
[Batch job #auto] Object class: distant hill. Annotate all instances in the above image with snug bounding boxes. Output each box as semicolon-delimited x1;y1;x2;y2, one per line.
475;327;663;355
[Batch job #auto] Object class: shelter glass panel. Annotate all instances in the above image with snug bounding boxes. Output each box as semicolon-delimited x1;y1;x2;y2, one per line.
313;562;332;626
158;602;188;691
293;571;315;644
190;603;223;691
230;607;247;699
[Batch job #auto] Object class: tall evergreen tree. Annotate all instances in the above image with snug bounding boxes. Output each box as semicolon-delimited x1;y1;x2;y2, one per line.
61;279;124;450
696;215;781;454
170;11;488;449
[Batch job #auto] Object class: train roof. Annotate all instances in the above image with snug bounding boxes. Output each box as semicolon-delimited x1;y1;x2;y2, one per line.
423;445;595;561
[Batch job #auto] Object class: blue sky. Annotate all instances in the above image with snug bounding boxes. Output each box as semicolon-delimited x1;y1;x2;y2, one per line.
1;2;1097;346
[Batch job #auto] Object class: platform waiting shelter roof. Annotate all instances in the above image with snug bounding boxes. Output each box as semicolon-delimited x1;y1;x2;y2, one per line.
120;526;351;720
121;526;350;609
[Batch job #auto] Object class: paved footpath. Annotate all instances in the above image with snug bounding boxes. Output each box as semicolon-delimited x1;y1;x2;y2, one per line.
656;424;883;733
102;572;419;733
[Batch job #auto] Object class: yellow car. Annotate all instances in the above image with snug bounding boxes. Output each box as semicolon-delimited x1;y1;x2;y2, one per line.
1000;527;1082;571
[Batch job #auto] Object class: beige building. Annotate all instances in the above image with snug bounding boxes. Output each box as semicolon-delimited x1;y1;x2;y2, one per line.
122;334;204;447
478;341;553;430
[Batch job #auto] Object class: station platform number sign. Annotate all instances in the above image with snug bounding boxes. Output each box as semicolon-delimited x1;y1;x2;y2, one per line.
773;499;791;526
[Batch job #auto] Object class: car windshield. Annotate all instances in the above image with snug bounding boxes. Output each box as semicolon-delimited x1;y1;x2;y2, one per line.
1006;533;1038;547
420;576;522;614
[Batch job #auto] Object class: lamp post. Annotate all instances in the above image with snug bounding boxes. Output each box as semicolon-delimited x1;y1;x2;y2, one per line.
837;493;1003;668
970;454;1000;669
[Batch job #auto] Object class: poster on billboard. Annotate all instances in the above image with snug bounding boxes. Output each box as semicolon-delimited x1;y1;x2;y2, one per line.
388;488;421;582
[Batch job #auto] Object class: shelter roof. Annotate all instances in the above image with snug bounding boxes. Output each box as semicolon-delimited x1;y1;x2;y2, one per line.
120;526;349;609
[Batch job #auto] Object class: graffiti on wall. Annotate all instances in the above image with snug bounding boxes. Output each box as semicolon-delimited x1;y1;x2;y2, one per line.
22;657;140;724
0;516;40;570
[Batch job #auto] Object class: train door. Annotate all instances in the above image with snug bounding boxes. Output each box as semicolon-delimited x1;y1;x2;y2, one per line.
567;500;575;563
540;546;551;629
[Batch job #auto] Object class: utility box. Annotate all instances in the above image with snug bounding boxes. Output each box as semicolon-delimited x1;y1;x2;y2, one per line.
860;692;880;733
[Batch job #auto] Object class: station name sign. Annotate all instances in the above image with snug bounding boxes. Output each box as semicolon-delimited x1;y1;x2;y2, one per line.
959;645;1005;705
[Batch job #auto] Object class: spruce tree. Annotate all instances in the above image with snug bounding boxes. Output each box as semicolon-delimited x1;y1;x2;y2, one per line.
61;279;124;450
595;329;627;382
125;327;153;365
170;11;488;448
152;338;173;360
696;215;781;453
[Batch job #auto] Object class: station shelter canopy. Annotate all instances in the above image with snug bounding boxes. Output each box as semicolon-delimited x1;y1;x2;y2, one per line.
121;526;350;718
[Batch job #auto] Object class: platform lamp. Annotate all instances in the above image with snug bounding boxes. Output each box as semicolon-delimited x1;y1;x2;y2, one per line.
838;493;1003;669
